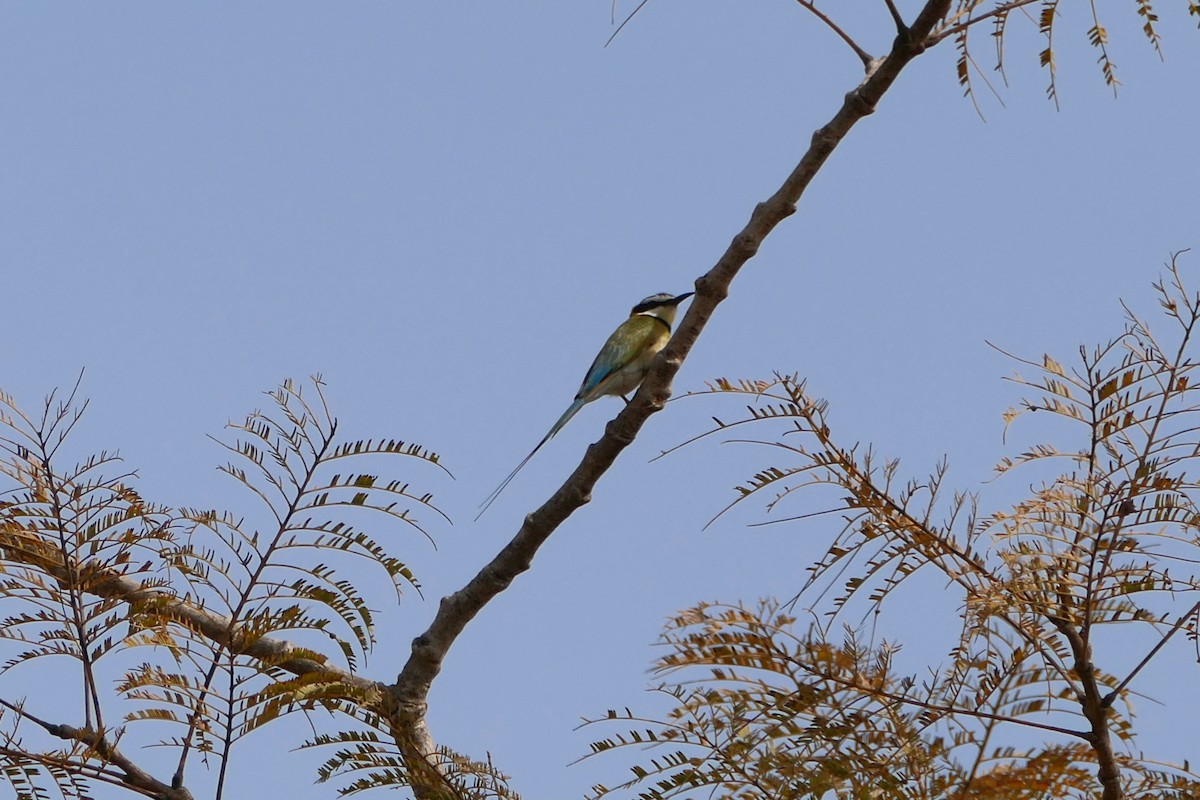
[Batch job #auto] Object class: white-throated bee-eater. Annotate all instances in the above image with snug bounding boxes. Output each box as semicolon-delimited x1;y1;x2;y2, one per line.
477;290;694;519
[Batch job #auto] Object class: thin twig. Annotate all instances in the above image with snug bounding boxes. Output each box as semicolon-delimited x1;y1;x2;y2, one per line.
0;697;193;800
1103;600;1200;708
883;0;909;37
796;0;875;68
605;0;651;47
930;0;1041;45
792;659;1089;740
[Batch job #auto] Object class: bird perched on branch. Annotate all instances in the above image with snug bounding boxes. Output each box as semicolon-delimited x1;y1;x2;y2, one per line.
477;290;695;519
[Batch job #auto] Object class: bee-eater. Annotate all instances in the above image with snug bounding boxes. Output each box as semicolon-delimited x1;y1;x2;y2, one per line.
477;290;694;519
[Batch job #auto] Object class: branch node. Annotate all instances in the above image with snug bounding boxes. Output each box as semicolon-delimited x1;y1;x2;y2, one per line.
844;89;876;117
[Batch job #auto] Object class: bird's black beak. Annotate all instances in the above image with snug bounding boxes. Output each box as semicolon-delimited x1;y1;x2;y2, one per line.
673;291;695;304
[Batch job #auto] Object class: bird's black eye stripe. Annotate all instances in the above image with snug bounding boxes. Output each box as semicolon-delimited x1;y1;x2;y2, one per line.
631;292;691;315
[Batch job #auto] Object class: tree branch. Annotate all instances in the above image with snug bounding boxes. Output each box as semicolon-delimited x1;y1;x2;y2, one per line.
795;0;875;69
1;491;399;794
0;518;382;695
786;661;1089;741
387;0;954;794
1054;620;1123;800
1103;600;1200;708
883;0;910;38
110;582;386;699
0;697;193;800
927;0;1041;46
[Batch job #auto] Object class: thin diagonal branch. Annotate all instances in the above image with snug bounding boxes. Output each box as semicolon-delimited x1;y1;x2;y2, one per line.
1103;600;1200;708
98;574;379;691
0;512;379;691
605;0;651;48
883;0;909;37
796;0;875;68
387;1;955;795
929;0;1041;45
794;661;1089;740
0;697;193;800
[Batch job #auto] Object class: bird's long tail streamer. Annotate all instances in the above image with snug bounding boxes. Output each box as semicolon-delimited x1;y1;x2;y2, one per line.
476;396;586;520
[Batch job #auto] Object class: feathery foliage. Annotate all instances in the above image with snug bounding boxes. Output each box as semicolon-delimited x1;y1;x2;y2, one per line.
2;1;1196;796
586;258;1200;800
0;377;449;799
936;0;1183;108
308;727;520;800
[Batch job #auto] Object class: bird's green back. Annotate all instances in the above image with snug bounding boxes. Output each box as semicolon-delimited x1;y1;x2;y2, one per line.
576;314;671;399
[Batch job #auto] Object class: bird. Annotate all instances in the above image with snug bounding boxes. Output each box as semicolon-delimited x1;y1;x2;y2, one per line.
477;290;695;519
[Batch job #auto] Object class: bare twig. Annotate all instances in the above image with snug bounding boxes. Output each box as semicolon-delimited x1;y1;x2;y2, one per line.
883;0;909;38
796;0;876;69
1103;600;1200;708
790;660;1089;740
930;0;1041;45
605;0;651;47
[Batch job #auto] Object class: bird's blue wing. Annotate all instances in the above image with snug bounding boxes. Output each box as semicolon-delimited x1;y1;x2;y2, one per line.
575;316;664;400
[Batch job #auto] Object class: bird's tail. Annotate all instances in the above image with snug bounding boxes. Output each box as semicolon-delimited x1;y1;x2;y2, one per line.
544;394;586;441
475;397;587;520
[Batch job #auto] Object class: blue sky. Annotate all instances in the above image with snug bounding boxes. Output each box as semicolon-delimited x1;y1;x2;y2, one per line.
2;2;1198;798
